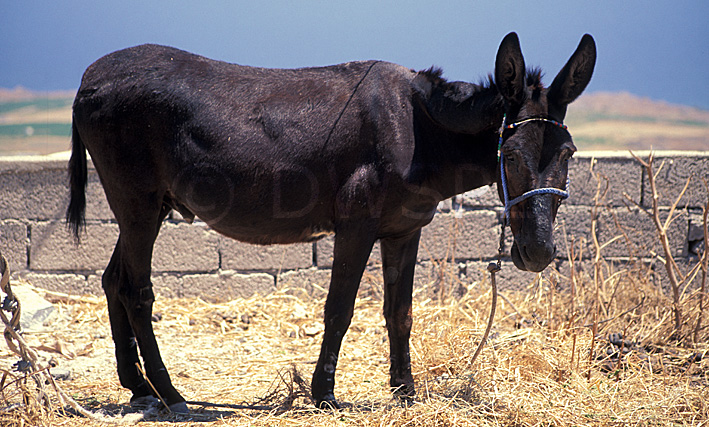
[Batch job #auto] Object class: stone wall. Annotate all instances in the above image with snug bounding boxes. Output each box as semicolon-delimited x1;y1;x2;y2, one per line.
1;151;707;300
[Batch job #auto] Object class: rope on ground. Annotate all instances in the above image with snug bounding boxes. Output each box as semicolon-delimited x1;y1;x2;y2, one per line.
0;253;140;424
467;262;499;367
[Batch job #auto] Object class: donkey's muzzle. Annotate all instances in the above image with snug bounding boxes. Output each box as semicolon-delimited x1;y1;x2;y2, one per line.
511;240;556;272
510;193;557;272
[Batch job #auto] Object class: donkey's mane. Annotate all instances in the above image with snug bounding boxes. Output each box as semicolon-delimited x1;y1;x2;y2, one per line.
418;65;545;98
524;67;544;89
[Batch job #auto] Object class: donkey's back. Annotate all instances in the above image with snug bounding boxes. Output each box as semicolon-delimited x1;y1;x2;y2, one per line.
70;44;420;243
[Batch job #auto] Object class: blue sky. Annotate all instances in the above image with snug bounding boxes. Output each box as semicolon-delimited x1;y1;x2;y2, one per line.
1;1;708;109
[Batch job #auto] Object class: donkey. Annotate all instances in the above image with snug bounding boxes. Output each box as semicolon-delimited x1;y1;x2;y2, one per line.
67;32;595;412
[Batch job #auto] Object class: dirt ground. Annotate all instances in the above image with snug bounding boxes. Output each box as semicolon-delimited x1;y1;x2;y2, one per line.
1;272;707;426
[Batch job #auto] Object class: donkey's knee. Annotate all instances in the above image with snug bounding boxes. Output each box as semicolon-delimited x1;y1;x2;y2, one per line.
133;285;155;309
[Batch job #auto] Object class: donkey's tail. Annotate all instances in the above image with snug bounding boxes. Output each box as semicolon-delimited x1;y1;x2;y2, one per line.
66;117;87;242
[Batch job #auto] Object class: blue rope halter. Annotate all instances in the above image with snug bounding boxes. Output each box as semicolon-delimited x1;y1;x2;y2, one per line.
497;114;571;224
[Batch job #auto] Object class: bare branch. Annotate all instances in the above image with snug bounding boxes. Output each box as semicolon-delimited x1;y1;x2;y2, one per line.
634;151;684;337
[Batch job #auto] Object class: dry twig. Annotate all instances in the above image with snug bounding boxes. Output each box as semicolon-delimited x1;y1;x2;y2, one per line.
628;151;698;340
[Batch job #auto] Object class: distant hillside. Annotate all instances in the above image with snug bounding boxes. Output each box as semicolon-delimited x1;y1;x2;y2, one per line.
0;88;707;155
565;92;709;151
0;87;74;155
0;86;75;102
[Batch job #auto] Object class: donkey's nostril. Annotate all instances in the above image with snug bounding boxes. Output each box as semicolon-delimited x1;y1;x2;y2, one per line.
519;241;556;273
521;244;530;260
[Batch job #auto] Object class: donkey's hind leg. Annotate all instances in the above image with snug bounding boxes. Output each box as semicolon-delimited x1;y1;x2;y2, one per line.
101;197;188;412
103;243;154;404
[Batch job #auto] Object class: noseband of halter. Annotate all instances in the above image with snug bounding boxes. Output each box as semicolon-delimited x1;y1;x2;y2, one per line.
497;114;571;224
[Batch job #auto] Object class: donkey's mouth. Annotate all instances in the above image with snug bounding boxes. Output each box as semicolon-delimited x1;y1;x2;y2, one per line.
511;241;555;273
510;242;528;271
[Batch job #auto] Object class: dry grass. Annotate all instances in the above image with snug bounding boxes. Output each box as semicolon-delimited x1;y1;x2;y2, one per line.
1;263;707;426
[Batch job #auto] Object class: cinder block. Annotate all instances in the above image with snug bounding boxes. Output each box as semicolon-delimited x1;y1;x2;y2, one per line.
1;220;28;273
18;272;99;295
464;259;540;292
315;237;381;268
550;258;634;292
151;273;183;299
419;211;500;261
175;273;221;300
220;238;313;271
89;271;184;298
84;171;114;220
153;222;220;272
277;267;332;298
277;266;386;300
30;221;118;271
642;154;709;209
87;272;102;293
1;153;702;300
568;155;642;207
0;165;111;222
181;271;275;301
596;208;688;258
0;169;67;220
553;205;594;259
551;257;698;297
651;257;705;294
413;260;440;292
413;260;468;299
461;184;502;208
221;271;276;298
556;206;688;260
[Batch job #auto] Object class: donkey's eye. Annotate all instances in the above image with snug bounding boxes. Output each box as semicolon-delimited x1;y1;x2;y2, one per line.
559;144;577;162
560;150;574;162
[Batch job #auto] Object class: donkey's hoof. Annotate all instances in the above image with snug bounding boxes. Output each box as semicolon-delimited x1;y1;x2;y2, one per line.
392;383;416;398
130;395;159;409
315;394;340;410
168;401;189;414
393;394;416;407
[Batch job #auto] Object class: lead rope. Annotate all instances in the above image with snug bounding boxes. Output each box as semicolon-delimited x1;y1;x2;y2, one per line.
1;253;22;357
468;166;506;367
467;222;503;368
0;253;134;423
469;114;570;367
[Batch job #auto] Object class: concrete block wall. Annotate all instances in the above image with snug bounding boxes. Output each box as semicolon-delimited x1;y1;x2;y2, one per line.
1;150;707;301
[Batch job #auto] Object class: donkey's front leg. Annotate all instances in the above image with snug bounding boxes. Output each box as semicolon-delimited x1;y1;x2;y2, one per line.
312;222;377;409
381;230;420;400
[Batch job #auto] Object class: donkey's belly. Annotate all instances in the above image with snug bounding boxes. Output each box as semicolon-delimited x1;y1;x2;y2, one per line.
210;221;335;245
167;160;337;244
197;210;335;245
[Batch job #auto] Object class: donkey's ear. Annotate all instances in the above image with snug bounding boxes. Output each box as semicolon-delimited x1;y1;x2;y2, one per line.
549;34;596;105
495;32;526;106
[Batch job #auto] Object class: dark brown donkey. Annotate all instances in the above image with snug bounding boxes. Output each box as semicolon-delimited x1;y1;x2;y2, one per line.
67;33;595;412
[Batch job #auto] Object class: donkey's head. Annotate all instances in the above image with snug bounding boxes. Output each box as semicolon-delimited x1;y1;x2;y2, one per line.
494;33;596;272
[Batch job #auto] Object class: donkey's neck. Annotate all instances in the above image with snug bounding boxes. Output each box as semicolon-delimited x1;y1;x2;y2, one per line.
413;82;503;201
421;80;503;136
